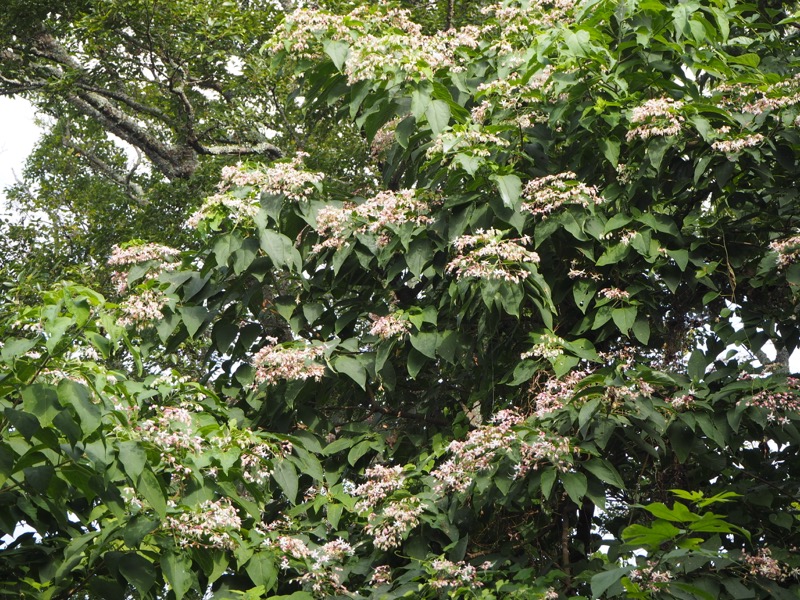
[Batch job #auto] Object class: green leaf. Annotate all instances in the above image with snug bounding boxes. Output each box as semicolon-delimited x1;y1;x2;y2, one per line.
213;233;243;266
667;248;689;271
1;337;38;362
137;468;167;518
410;331;438;359
323;39;349;71
119;553;155;596
561;471;587;503
180;305;209;338
583;458;626;489
161;552;193;600
273;459;298;504
406;237;432;278
21;384;60;427
118;441;147;481
260;230;301;272
347;439;373;466
395;115;416;148
728;53;760;67
407;348;427;379
411;84;432;120
669;422;696;464
58;379;101;436
591;567;631;598
632;318;650;345
687;349;708;381
541;468;557;499
333;355;366;390
573;280;595;314
596;244;629;266
425;99;451;135
492;174;522;209
612;307;637;335
246;552;277;589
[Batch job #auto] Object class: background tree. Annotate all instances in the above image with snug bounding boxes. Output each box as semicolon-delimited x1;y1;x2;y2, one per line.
2;0;800;599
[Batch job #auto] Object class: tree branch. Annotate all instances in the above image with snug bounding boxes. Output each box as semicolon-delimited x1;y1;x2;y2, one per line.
60;135;147;205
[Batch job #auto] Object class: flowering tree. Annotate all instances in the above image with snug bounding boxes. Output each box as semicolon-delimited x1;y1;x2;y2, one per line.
2;0;800;598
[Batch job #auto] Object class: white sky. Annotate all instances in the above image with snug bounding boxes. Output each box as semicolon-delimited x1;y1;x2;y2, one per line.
0;96;42;208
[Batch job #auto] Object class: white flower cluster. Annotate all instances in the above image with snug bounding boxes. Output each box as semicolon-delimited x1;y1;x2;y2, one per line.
348;464;405;512
266;536;355;595
365;497;424;550
530;371;587;418
429;558;482;590
769;234;800;268
187;154;322;229
426;127;511;162
252;338;326;386
521;172;601;217
108;243;180;266
185;192;260;229
121;403;286;483
629;561;673;592
626;97;684;141
447;228;539;283
520;332;565;361
117;288;168;329
163;498;242;550
108;243;180;295
313;189;432;251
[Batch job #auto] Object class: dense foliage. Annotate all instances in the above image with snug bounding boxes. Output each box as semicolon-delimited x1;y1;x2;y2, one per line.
2;0;800;598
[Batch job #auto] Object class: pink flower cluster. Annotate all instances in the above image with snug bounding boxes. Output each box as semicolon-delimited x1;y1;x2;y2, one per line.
447;228;540;283
712;133;764;154
369;312;411;339
313;189;432;251
163;498;242;549
344;26;477;84
432;409;571;492
521;172;601;217
369;565;392;586
117;288;168;328
221;154;323;201
531;371;587;418
769;235;800;268
599;287;630;301
429;558;482;590
741;548;788;581
740;75;800;114
252;338;326;386
348;464;405;511
747;384;800;425
626;97;684;141
134;405;203;475
345;464;425;550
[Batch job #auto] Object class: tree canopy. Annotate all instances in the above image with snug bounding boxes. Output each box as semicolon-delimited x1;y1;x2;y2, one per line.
2;0;800;598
